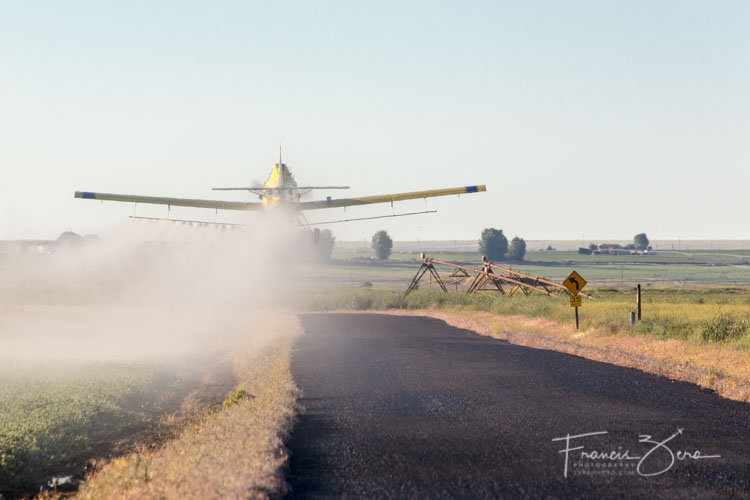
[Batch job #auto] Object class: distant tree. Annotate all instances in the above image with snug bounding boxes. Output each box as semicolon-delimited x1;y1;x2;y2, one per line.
546;245;555;251
56;231;83;248
371;230;393;260
578;247;592;255
634;233;649;250
315;229;336;261
588;243;598;251
508;237;527;261
478;228;508;261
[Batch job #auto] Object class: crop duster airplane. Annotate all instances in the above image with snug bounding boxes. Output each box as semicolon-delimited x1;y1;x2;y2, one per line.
74;148;486;243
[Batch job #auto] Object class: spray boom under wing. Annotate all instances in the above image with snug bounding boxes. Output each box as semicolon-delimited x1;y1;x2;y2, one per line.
212;186;350;191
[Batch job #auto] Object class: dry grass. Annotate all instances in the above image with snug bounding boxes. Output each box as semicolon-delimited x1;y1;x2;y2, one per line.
69;315;301;500
347;309;750;403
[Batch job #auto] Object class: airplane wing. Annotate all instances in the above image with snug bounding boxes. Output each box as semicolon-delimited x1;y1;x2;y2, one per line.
74;191;263;211
74;184;485;212
297;185;486;210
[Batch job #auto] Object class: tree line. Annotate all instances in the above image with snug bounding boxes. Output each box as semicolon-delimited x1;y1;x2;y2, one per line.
370;227;527;262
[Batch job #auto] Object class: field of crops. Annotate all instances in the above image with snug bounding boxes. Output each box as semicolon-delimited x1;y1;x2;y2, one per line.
0;361;171;496
314;249;750;288
0;350;256;498
334;248;750;265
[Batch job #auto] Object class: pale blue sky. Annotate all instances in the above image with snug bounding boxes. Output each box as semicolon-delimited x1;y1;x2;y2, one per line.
1;1;748;241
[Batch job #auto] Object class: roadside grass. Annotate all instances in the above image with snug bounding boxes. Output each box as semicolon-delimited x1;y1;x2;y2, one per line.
293;287;750;350
71;316;300;500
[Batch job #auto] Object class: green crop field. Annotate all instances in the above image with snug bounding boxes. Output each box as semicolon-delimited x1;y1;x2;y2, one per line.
302;251;750;289
333;248;750;265
524;250;750;265
0;360;216;498
0;362;156;496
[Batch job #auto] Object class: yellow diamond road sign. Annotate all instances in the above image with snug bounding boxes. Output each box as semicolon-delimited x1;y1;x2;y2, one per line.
564;271;587;296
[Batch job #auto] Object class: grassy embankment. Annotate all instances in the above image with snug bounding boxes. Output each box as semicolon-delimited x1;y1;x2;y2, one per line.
293;287;750;402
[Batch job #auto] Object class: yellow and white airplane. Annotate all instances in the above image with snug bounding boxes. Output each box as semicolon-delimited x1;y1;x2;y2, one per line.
75;147;486;239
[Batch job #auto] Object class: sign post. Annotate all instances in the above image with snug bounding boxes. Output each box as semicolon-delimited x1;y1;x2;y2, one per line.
564;271;587;330
636;284;641;321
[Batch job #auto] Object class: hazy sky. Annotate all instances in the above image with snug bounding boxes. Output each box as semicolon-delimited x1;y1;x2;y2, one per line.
1;1;748;241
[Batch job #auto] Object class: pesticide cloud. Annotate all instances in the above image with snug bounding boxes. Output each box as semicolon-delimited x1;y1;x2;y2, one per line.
0;214;307;363
0;214;318;497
